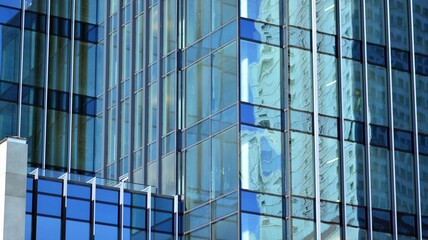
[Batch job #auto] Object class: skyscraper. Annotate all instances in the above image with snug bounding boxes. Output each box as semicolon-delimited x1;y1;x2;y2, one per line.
0;0;427;239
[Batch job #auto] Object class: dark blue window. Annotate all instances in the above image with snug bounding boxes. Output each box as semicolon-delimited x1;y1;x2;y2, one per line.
68;183;91;199
370;125;389;148
367;44;386;66
95;202;118;224
96;188;118;203
67;198;90;220
397;213;416;236
391;49;409;71
66;220;90;240
38;179;62;195
372;208;392;233
153;196;173;211
152;211;173;232
37;194;62;216
0;6;20;27
95;224;118;240
394;129;413;152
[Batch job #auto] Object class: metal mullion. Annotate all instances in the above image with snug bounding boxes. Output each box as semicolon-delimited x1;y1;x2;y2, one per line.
236;0;241;238
116;0;123;181
335;0;347;239
42;0;52;169
385;0;398;239
408;0;423;238
142;0;149;184
361;1;375;238
102;0;110;179
311;0;321;239
67;0;76;174
156;0;164;193
128;0;136;183
18;0;26;137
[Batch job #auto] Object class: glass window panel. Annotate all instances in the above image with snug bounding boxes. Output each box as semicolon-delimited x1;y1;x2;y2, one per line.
95;224;118;240
212;42;237;112
240;19;280;45
291;218;315;239
148;82;158;143
148;5;158;64
96;188;118;203
162;73;176;135
185;140;210;209
321;223;341;240
36;216;61;240
185;57;210;127
392;70;412;131
291;197;314;219
368;64;388;126
134;91;143;149
212;192;238;220
38;179;62;195
420;155;428;216
240;0;280;24
288;0;311;29
366;0;385;45
318;54;338;117
370;146;391;210
342;59;363;121
390;0;409;50
211;20;236;50
319;137;340;201
346;205;367;228
397;213;416;236
341;0;361;39
413;0;428;55
373;208;392;232
161;154;176;195
240;40;281;109
288;27;311;49
240;125;283;195
241;213;284;239
186;0;210;45
163;0;176;54
342;38;361;60
71;114;96;172
290;110;313;133
0;25;20;83
212;126;238;197
321;201;340;223
212;0;236;30
146;160;158;187
370;124;389;148
185;204;210;231
241;103;282;130
152;210;173;232
317;33;336;55
395;151;415;213
21;105;43;165
45;109;68;168
242;191;283;217
211;105;237;134
212;215;238;239
289;48;313;111
391;49;410;71
96;202;118;225
185;225;209;240
290;132;314;197
185;119;210;147
345;141;366;206
135;15;144;72
347;226;368;240
316;0;336;34
319;115;338;138
185;37;210;66
344;120;364;143
66;220;90;240
417;75;428;134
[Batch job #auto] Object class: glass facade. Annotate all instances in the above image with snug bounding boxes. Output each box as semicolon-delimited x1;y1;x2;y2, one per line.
0;0;427;239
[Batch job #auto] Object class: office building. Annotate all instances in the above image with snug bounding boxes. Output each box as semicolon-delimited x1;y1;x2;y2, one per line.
0;0;427;239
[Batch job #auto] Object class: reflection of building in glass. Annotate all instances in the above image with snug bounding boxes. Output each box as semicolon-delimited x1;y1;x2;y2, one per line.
0;0;427;239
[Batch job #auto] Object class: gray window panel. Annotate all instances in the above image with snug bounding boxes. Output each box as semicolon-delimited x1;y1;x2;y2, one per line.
341;0;361;40
241;212;284;239
289;48;313;112
291;218;315;239
290;131;314;197
316;0;336;35
240;0;280;25
288;0;311;29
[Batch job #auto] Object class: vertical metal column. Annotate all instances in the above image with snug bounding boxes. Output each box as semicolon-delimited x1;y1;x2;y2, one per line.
408;0;423;238
87;177;97;238
18;0;26;137
142;0;150;184
128;0;136;183
385;0;398;239
102;0;110;177
115;0;124;179
67;0;76;173
361;0;374;239
174;195;179;240
147;187;152;240
311;0;321;239
42;0;52;169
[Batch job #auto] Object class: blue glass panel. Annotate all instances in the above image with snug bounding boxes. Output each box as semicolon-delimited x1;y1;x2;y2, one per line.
96;188;118;203
67;198;90;220
152;210;173;232
415;54;428;76
290;110;313;133
367;44;386;66
0;6;20;26
241;103;282;130
66;220;90;240
153;196;173;211
289;27;311;49
420;134;428;155
68;183;91;199
95;224;118;240
397;213;416;236
131;193;147;208
394;130;413;152
319;115;338;138
95;202;118;224
185;36;210;66
346;205;366;228
240;0;280;24
241;191;282;217
240;19;280;45
370;125;389;148
342;38;361;60
38;179;62;195
212;215;238;239
0;0;20;8
37;194;62;216
372;208;392;232
24;11;46;32
321;223;341;239
344;120;364;143
26;177;33;191
291;197;314;219
347;227;368;240
36;216;61;240
391;49;410;71
423;217;428;239
124;228;146;240
291;219;316;239
26;192;32;212
0;81;18;102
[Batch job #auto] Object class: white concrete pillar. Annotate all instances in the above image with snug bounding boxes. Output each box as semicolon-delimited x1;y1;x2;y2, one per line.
0;137;27;240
